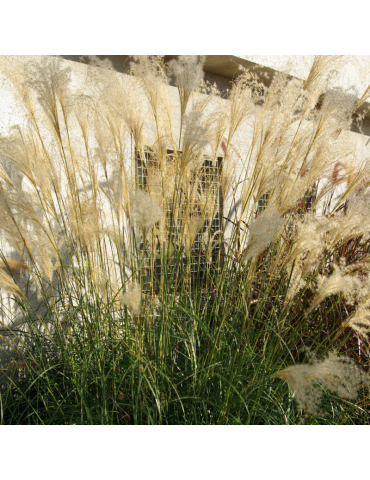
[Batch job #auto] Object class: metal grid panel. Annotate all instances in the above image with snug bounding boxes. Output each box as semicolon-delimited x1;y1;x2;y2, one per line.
135;149;222;291
257;192;269;215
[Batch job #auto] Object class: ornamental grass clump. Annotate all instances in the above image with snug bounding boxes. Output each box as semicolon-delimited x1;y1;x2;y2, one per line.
0;55;369;424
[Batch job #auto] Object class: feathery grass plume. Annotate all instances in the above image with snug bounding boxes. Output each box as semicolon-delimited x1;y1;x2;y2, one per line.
309;258;364;312
240;208;284;263
30;226;59;282
347;298;370;343
341;187;370;242
66;193;104;252
0;56;35;117
200;228;221;264
130;189;164;233
0;259;30;298
253;72;302;146
285;214;335;301
118;84;145;156
121;282;141;317
0;162;15;188
98;153;131;225
0;269;26;300
310;257;369;309
272;351;370;418
93;259;121;305
0;126;63;212
130;56;175;167
82;56;117;107
130;56;169;125
184;216;204;257
227;68;259;144
180;111;209;170
88;63;146;160
21;57;73;146
320;88;358;134
168;56;206;119
207;101;230;159
0;56;73;143
0;259;29;273
301;56;344;115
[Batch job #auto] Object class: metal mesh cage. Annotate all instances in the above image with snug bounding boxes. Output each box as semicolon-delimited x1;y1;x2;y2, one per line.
135;149;223;292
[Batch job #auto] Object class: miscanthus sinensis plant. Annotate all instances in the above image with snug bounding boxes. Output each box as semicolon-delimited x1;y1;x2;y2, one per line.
0;55;369;424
